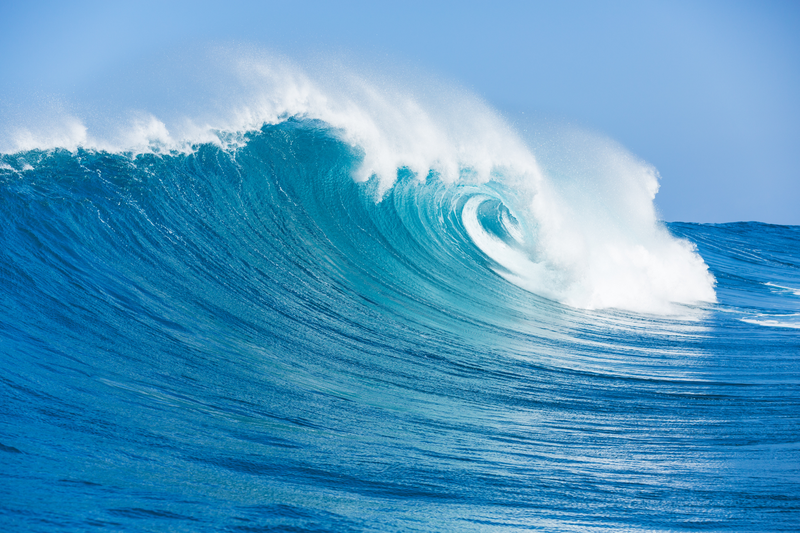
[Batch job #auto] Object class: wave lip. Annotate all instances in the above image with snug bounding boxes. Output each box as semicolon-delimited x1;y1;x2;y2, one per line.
0;46;717;314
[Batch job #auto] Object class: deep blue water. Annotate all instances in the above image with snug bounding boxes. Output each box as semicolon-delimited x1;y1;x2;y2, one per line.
1;121;798;531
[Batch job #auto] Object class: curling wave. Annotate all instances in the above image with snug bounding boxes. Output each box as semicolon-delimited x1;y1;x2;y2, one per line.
0;48;715;314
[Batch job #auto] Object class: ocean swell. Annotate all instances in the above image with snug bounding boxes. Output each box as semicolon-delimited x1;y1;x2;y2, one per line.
0;47;715;314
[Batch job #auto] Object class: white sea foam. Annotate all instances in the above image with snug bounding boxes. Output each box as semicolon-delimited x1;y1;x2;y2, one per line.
742;314;800;329
765;282;800;297
0;45;716;314
513;129;717;313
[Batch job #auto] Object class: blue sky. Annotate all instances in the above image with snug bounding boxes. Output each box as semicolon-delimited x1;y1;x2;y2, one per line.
1;0;798;224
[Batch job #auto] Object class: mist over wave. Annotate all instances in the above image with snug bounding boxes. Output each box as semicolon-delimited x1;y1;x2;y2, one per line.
1;46;715;314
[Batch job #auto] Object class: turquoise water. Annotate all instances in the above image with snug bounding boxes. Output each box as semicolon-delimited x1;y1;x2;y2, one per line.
1;120;798;531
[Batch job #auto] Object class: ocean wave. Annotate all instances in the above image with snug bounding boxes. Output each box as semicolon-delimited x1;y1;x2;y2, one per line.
0;47;715;314
2;50;799;529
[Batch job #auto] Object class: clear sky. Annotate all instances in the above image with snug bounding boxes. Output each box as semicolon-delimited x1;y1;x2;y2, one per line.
1;0;798;224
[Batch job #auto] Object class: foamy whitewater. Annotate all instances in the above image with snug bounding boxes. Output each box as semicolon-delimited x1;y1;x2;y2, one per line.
1;48;798;531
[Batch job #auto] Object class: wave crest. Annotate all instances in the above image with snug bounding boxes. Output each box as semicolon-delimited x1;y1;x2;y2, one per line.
0;45;716;314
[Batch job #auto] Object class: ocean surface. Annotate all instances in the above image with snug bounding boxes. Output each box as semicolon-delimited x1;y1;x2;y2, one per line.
1;57;799;531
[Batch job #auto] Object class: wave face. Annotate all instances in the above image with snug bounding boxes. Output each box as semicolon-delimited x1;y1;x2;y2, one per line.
1;58;799;531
